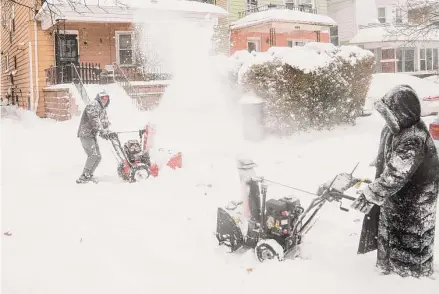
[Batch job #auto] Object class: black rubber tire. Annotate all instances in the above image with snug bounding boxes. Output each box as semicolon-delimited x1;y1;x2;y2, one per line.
255;243;280;262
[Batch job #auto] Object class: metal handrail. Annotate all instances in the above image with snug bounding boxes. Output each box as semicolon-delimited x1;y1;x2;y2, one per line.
112;62;141;109
71;63;91;105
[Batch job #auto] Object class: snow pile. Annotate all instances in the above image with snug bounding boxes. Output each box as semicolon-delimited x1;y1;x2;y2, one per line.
234;43;374;82
366;73;439;114
424;75;439;84
0;105;44;126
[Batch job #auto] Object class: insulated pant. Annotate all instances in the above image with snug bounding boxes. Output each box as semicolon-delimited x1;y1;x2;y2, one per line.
80;136;102;175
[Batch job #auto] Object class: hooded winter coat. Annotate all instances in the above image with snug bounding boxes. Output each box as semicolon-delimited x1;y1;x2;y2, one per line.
358;84;439;277
77;94;110;138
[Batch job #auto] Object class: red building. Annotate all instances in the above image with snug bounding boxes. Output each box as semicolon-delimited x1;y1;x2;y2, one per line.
230;5;337;54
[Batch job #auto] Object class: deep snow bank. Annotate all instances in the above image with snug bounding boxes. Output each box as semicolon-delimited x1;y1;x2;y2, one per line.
1;110;438;294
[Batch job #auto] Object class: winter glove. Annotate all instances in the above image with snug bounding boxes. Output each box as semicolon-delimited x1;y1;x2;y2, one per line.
351;194;374;214
99;129;111;140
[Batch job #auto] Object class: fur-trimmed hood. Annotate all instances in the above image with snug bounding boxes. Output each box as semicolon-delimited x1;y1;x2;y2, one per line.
374;84;421;134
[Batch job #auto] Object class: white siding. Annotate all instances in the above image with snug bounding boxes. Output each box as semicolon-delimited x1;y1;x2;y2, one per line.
327;0;356;44
315;0;328;15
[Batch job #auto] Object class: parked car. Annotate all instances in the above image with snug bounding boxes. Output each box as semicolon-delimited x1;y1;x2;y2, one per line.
429;113;439;150
423;95;439;115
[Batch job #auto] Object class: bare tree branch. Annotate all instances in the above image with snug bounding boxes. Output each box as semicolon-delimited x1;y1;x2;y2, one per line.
384;0;439;46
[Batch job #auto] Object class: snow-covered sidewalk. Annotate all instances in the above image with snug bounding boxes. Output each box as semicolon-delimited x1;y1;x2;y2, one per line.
1;109;438;294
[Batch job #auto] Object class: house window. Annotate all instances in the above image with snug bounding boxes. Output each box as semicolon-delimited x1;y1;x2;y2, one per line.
408;7;429;24
420;48;439;71
396;48;415;72
1;1;6;28
247;39;260;52
378;7;386;23
3;53;9;72
247;0;257;10
395;8;402;24
11;4;15;32
116;32;134;66
381;48;396;73
287;40;311;47
330;26;339;46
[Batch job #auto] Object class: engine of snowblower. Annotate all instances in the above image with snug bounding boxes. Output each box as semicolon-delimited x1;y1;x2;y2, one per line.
265;197;304;237
123;140;150;165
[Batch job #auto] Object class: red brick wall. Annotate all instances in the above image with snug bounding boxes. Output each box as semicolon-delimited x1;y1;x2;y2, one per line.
43;88;80;121
134;83;168;110
231;29;330;54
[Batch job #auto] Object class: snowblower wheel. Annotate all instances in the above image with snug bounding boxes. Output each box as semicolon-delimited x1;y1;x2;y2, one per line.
255;239;285;263
117;163;150;182
129;164;150;183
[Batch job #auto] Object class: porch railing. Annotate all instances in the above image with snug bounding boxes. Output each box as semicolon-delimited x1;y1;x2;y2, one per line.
45;63;102;86
239;4;317;18
118;65;172;82
71;63;91;105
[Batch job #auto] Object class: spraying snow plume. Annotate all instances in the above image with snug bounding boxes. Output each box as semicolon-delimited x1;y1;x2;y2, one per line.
133;11;244;159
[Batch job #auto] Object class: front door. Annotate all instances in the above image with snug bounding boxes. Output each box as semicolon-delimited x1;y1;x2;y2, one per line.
55;34;79;83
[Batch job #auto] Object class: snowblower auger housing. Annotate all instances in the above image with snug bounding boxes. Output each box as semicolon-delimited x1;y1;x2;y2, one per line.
216;170;364;263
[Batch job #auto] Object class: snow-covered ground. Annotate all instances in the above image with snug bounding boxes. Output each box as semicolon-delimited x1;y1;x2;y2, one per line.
2;9;439;294
1;104;438;294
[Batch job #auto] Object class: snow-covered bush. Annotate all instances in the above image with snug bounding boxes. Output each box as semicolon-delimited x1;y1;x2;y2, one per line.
232;43;375;134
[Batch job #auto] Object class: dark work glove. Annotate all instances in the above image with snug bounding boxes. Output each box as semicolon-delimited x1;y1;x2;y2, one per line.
99;129;111;140
351;194;374;214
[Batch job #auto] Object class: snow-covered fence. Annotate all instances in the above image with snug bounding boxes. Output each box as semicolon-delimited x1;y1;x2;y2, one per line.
45;63;102;86
232;43;376;135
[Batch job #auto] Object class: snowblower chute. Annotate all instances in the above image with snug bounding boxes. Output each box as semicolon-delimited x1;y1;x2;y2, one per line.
139;123;183;177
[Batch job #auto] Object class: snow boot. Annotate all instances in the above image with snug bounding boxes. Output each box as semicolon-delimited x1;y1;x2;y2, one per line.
76;173;96;184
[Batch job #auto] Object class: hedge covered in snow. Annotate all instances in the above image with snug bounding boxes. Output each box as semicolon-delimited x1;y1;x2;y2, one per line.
230;43;375;134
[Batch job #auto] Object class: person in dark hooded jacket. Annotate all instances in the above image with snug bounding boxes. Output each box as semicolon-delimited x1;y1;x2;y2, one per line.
76;90;112;183
351;84;439;278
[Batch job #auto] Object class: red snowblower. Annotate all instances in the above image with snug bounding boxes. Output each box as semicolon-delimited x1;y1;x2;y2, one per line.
109;123;183;182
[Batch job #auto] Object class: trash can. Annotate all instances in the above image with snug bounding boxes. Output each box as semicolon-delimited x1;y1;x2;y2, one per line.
240;95;265;141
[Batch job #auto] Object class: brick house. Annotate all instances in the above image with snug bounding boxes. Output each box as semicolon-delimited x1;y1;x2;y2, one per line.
229;4;336;54
0;0;228;118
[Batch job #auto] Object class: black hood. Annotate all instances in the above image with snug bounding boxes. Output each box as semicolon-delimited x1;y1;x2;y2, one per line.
374;84;421;134
95;93;110;108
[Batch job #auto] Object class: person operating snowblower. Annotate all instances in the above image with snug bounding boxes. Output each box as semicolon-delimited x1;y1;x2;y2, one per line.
76;90;112;184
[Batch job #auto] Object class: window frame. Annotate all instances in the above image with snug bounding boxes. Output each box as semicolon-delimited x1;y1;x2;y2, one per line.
115;31;135;66
396;48;415;73
377;7;386;23
420;48;439;71
3;53;9;73
247;37;261;53
394;8;402;24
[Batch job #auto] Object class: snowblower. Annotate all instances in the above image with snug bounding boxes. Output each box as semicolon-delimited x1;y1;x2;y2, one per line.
215;163;370;262
108;131;151;183
108;123;183;182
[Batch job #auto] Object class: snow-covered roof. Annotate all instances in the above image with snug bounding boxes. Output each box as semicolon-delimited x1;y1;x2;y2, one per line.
230;9;337;30
349;25;439;44
36;0;228;30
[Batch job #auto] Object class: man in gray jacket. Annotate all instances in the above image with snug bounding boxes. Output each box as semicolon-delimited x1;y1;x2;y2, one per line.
76;90;112;183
